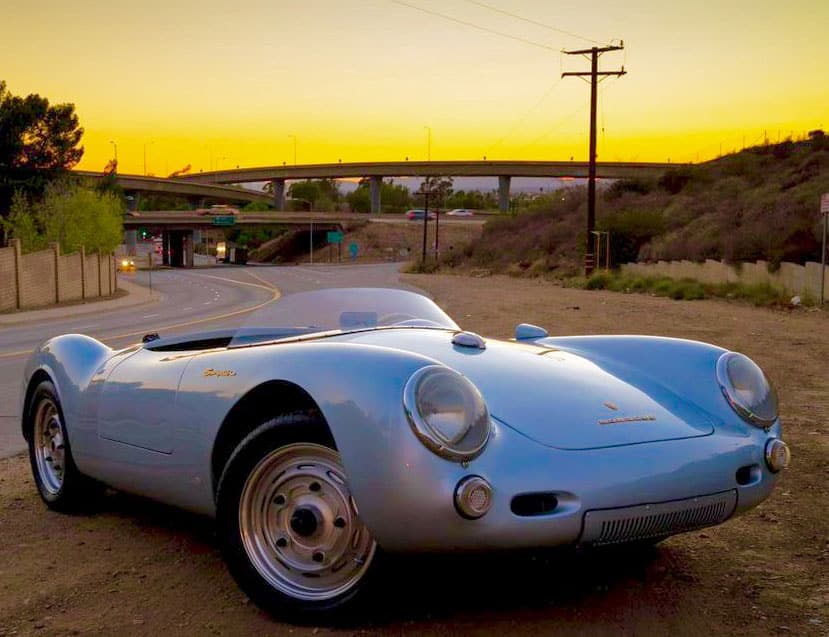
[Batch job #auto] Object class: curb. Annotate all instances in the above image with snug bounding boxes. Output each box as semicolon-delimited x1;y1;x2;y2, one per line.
0;278;162;327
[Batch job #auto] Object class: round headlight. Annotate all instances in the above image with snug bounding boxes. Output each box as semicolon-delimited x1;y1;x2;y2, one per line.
716;352;778;427
403;365;491;461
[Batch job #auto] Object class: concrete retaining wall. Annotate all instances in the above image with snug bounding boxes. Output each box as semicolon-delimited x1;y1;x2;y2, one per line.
0;240;117;311
621;258;829;301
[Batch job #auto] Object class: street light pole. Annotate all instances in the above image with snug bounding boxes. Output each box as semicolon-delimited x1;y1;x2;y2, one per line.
424;126;431;161
109;140;118;167
289;135;297;166
143;140;154;176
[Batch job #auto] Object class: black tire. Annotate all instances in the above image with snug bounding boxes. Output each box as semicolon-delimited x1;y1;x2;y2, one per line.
26;380;102;512
216;413;382;623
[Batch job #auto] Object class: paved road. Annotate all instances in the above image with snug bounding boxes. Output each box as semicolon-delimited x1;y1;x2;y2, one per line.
0;263;409;457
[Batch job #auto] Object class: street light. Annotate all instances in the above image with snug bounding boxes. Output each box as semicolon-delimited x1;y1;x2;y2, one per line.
288;135;297;166
143;140;154;176
109;140;118;164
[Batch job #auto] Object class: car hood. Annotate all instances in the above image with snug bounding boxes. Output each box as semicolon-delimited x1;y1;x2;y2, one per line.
338;329;715;450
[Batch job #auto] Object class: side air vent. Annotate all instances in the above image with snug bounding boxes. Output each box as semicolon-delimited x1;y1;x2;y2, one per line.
511;492;559;517
580;490;737;545
736;464;761;486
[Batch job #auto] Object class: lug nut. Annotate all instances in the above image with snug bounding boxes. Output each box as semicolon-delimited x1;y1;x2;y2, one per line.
334;517;346;528
274;494;286;505
309;482;321;492
276;537;288;548
312;551;324;563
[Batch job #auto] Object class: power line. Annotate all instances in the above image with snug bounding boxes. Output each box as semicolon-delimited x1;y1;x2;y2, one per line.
485;77;563;155
388;0;559;52
460;0;608;46
517;102;587;152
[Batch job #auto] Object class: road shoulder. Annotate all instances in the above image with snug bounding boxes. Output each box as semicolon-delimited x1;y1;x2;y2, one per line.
0;277;161;327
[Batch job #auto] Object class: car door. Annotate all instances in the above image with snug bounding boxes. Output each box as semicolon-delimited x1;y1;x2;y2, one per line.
97;347;194;454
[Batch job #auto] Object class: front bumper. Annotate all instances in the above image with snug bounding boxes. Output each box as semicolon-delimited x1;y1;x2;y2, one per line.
346;415;783;552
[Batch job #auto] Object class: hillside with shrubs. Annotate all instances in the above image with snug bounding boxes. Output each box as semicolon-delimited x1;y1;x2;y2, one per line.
445;133;829;277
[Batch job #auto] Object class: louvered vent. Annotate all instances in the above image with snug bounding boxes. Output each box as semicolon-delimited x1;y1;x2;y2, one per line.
580;490;737;545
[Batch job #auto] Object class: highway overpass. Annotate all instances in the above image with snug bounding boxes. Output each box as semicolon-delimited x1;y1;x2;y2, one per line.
122;211;350;267
74;171;272;206
178;160;677;212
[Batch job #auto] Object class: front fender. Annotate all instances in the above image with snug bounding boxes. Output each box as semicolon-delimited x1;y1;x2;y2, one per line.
21;334;113;441
173;341;443;517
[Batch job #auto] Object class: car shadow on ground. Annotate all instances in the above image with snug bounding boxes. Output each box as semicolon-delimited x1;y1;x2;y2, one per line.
94;488;689;628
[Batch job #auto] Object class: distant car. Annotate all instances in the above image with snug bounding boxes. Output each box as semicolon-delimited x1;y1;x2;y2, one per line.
197;205;239;216
446;208;475;217
405;209;436;220
118;258;136;273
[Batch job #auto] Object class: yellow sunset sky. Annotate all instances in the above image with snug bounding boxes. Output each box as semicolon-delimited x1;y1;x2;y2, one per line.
2;0;827;175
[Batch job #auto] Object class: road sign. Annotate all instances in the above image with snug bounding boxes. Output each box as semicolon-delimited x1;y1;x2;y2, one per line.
213;215;236;226
327;231;344;244
821;193;829;214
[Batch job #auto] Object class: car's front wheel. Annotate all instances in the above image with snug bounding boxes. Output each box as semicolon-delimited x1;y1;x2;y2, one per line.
27;379;102;512
216;415;379;621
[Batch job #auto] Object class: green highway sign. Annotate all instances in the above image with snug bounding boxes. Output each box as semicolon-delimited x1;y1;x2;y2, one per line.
327;230;344;244
213;215;236;226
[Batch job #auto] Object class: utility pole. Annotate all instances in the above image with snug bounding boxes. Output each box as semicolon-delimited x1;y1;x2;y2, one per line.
422;190;430;264
562;43;626;277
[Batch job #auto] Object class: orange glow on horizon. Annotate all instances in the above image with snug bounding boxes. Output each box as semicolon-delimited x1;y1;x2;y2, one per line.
3;0;827;175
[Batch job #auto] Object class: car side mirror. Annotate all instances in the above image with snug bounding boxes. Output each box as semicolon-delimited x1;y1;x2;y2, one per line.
514;323;548;340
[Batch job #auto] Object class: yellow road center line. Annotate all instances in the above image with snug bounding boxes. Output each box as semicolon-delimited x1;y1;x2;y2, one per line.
0;273;282;360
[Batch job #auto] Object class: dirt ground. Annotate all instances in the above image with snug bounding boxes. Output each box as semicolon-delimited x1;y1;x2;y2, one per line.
1;274;827;636
311;219;482;264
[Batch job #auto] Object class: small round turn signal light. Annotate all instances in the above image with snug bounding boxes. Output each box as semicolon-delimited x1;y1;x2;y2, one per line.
765;439;790;473
454;476;493;519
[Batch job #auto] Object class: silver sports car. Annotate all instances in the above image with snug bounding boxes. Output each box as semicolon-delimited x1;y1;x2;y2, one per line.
21;287;790;620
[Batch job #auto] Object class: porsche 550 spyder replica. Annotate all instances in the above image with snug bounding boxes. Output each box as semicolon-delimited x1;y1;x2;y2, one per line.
21;287;789;619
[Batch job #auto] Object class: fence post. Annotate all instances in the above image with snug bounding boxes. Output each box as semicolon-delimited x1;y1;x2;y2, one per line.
11;238;22;310
80;245;86;300
50;242;60;304
97;252;102;297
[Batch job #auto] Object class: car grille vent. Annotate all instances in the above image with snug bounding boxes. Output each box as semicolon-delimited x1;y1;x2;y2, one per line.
580;490;737;546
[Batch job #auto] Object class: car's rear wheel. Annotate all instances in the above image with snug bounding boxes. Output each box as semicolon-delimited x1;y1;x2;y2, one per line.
216;415;379;621
27;380;102;512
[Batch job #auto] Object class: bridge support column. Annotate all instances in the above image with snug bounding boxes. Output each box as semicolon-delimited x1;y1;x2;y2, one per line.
125;229;138;256
369;176;382;214
162;231;170;266
498;175;511;213
271;178;286;211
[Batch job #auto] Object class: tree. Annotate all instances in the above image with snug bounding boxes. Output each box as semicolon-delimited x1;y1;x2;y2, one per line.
419;176;453;210
1;182;123;253
287;179;341;209
346;179;412;213
0;81;84;240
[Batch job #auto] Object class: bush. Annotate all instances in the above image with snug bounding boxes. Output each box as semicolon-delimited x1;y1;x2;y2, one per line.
658;168;692;194
605;178;652;200
2;182;123;253
242;201;272;212
585;272;612;289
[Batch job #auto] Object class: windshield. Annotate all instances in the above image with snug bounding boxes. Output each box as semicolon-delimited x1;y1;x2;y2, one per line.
229;287;458;347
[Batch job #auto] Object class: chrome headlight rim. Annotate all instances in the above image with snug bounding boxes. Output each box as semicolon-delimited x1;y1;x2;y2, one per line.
403;365;491;462
716;352;778;428
764;438;790;473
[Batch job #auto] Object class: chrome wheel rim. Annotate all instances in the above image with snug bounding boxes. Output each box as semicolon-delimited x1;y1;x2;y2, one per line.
238;443;376;602
33;398;65;495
